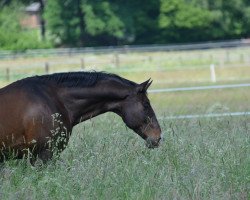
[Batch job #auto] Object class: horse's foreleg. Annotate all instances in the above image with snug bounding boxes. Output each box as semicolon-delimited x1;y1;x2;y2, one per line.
28;145;53;165
37;148;53;164
24;110;72;164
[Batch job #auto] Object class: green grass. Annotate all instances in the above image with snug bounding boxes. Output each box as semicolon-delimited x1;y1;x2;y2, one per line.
0;48;250;199
0;113;249;199
1;46;250;88
150;88;250;116
1;65;250;89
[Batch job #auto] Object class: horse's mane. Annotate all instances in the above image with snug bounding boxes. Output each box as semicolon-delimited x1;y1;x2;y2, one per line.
29;71;137;88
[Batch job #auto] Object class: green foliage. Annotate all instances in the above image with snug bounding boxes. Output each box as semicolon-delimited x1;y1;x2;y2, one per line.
128;0;161;44
45;0;126;46
206;0;245;38
243;6;250;35
83;1;124;38
158;0;250;42
44;0;80;46
1;0;250;49
0;114;249;199
0;3;52;50
159;0;212;42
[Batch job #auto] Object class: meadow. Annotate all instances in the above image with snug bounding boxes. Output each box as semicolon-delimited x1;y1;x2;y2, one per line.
0;113;249;199
1;46;250;87
0;47;250;199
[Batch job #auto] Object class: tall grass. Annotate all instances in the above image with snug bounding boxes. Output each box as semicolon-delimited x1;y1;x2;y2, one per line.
0;48;249;199
0;114;249;199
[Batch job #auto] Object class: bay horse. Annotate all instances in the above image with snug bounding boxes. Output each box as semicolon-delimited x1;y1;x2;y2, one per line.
0;72;162;163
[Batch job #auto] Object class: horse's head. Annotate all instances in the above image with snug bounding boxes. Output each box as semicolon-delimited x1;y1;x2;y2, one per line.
116;79;162;148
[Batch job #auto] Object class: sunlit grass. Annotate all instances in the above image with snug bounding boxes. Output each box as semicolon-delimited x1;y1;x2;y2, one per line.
0;114;249;199
149;88;250;115
0;46;250;88
1;65;250;89
0;48;250;199
0;85;249;199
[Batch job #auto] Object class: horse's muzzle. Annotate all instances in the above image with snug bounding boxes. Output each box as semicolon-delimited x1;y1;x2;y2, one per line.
145;137;161;148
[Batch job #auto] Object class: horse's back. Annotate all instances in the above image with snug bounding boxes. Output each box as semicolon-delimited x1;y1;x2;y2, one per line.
0;80;63;153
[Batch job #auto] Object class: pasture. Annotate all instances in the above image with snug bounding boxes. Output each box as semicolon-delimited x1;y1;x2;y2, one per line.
0;47;249;199
1;46;250;87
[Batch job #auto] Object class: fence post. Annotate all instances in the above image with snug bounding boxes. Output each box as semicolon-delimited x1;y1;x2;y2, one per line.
81;58;85;70
148;56;152;62
226;51;230;63
68;49;72;57
124;46;129;54
45;62;49;74
199;54;203;63
114;53;119;68
240;54;244;63
6;68;10;82
179;56;183;65
210;64;216;83
210;55;214;63
220;57;224;67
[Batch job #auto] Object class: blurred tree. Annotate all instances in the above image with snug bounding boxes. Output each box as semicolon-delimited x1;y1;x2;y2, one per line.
159;0;250;42
44;0;161;46
0;3;51;50
159;0;212;42
0;0;34;8
129;0;161;44
45;0;125;46
82;0;125;45
207;0;242;38
0;3;22;48
38;0;46;40
243;6;250;37
44;0;79;46
1;0;47;40
1;0;250;48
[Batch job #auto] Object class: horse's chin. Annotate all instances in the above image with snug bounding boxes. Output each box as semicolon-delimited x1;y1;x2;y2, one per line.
146;144;159;149
145;140;160;149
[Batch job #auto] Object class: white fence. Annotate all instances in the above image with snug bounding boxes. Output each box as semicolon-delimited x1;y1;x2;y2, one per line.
1;39;250;83
148;83;250;93
1;39;250;59
159;111;250;120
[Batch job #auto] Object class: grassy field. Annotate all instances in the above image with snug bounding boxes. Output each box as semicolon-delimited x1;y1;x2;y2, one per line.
151;87;250;115
0;113;249;199
0;48;250;199
1;46;250;87
0;89;249;199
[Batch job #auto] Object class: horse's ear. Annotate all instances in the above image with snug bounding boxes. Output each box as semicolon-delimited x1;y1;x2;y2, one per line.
136;79;153;93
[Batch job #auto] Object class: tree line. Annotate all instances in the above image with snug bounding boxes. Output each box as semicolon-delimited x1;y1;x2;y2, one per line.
1;0;250;50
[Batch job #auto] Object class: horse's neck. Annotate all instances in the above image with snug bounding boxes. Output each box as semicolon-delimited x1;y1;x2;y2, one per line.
58;83;124;126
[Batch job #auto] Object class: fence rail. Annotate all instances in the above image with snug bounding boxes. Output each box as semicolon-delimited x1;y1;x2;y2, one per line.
148;83;250;93
1;39;250;85
159;111;250;120
1;39;250;59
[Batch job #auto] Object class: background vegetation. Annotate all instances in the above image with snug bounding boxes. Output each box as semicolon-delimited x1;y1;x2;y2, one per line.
0;1;249;199
1;0;250;50
0;45;250;200
0;103;249;199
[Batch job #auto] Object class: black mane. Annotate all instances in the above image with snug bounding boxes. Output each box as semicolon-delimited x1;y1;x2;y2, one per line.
29;71;137;88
